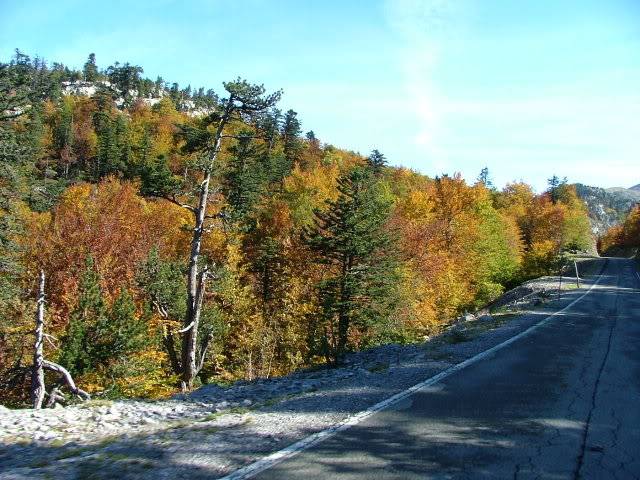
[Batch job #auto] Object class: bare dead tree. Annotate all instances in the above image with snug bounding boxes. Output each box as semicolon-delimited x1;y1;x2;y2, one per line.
31;270;45;409
29;270;90;407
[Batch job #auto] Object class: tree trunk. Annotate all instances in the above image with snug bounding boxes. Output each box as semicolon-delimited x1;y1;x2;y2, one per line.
31;270;46;409
181;106;230;391
336;255;352;363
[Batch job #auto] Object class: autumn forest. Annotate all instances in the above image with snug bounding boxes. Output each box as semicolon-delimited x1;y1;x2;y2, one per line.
0;51;595;406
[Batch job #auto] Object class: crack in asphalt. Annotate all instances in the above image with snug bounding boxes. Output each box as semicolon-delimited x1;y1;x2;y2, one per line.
573;293;619;479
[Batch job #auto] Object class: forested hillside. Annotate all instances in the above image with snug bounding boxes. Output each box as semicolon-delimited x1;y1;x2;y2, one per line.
575;183;640;235
0;51;593;405
598;204;640;255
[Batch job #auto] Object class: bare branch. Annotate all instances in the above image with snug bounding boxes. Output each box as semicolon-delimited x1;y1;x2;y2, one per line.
196;332;213;374
178;321;195;333
152;300;169;319
42;360;90;401
150;194;197;214
43;335;57;349
45;386;66;408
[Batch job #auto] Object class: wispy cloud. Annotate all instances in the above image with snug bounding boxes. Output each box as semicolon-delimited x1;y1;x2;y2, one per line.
384;0;640;189
384;0;459;171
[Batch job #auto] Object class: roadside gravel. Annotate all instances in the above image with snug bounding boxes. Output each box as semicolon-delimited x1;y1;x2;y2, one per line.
0;259;606;480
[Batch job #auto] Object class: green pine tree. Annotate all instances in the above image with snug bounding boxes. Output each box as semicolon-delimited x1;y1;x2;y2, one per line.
137;246;187;375
305;167;398;364
139;154;183;198
82;53;98;82
93;288;148;365
94;114;131;178
281;109;302;168
477;167;493;188
59;256;107;375
137;246;187;322
223;128;266;223
367;149;387;175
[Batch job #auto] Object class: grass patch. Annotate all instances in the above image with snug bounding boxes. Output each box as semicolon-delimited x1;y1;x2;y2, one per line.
198;405;252;422
205;378;235;388
228;406;251;415
97;435;118;448
469;315;511;333
56;446;92;460
262;397;280;407
29;458;52;468
103;452;131;461
266;391;305;406
423;350;453;361
167;419;192;430
489;305;512;315
196;425;220;434
49;438;68;448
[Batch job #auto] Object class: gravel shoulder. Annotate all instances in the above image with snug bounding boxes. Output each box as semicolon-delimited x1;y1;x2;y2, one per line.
0;258;607;480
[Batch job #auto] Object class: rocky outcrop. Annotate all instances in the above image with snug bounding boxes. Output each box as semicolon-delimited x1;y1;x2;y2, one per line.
574;183;640;235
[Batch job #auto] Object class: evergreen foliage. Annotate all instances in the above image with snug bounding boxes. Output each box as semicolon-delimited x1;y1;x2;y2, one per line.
59;257;148;376
305;167;398;363
367;149;387;175
59;256;108;375
82;53;98;82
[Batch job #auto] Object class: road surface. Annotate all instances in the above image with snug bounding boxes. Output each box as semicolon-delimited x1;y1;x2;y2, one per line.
252;258;640;479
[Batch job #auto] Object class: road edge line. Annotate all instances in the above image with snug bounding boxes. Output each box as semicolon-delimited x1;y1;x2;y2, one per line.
219;261;609;480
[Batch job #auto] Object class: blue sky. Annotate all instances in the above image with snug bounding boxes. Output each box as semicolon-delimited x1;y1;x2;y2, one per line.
1;0;639;190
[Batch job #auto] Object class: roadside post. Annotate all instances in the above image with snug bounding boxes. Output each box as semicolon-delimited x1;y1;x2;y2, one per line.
558;264;563;299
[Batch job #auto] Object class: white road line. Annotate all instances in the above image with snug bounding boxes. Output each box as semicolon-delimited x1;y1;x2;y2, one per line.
220;266;609;480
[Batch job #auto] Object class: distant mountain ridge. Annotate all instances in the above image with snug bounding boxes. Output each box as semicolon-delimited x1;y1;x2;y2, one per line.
575;183;640;236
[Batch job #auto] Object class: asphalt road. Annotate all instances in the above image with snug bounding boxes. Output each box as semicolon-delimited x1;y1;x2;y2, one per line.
254;258;640;479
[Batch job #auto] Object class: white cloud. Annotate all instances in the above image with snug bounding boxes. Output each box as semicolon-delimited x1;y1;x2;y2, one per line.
383;1;640;190
384;0;466;172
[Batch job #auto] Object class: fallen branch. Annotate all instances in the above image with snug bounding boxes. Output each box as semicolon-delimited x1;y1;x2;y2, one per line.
45;386;66;408
42;360;90;401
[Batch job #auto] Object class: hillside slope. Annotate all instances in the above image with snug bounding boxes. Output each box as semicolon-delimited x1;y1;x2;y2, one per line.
575;183;640;235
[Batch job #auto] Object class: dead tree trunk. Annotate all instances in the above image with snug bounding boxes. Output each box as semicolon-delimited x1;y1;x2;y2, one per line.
181;106;230;391
30;269;90;407
31;270;46;409
177;82;281;390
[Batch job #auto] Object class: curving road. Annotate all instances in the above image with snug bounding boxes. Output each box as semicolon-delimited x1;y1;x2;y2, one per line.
250;258;640;479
